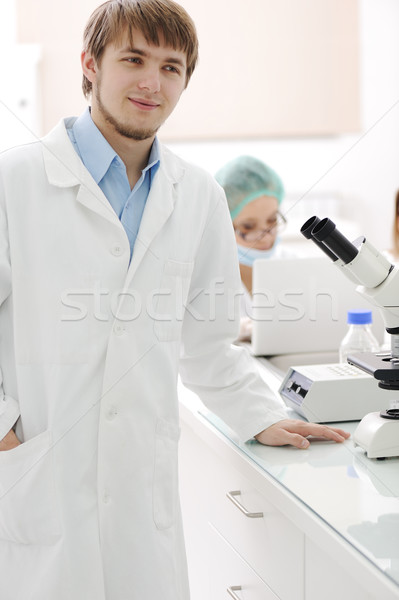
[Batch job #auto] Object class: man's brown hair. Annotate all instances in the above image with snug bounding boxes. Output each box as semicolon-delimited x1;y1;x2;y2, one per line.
82;0;199;97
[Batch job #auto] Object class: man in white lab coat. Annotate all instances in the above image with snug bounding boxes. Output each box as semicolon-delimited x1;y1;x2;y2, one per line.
0;1;349;598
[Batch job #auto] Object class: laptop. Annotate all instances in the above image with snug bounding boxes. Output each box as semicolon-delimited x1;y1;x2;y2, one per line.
250;256;385;357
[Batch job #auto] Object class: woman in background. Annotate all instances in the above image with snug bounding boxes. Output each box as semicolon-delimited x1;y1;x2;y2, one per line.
215;155;293;339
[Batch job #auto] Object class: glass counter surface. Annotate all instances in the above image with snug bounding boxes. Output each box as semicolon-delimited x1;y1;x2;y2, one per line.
200;363;399;589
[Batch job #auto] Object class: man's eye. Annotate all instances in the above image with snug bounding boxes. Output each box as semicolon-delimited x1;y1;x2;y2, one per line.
126;57;141;64
165;65;179;74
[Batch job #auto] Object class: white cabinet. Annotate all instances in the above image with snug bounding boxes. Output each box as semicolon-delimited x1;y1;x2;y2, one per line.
205;460;304;599
179;400;399;600
179;407;304;600
305;538;375;600
208;524;279;600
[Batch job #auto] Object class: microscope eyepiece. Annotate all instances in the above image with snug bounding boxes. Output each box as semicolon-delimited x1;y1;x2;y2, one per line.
300;216;321;239
300;216;339;261
300;216;392;288
311;218;358;265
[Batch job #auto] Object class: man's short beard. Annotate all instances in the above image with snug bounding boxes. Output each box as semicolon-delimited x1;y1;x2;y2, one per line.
95;86;160;142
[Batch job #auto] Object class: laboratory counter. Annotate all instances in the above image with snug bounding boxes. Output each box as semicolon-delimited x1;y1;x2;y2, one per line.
178;354;399;600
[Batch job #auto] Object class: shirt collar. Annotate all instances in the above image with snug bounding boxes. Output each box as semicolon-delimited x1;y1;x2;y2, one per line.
71;107;160;184
147;137;161;174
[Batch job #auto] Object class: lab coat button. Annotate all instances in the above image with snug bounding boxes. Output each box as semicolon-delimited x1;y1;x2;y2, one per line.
111;244;124;257
114;323;126;336
107;407;118;421
102;492;110;505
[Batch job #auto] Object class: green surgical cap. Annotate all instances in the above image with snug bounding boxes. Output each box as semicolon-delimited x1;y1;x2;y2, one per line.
215;155;285;219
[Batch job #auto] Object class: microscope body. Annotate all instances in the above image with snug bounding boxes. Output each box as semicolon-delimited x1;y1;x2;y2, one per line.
355;266;399;339
301;217;399;458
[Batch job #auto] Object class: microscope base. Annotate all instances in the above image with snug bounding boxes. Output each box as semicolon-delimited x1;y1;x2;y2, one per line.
353;412;399;459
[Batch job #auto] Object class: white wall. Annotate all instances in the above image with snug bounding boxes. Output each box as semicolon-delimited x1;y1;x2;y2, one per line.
0;0;16;45
0;0;42;150
165;0;399;252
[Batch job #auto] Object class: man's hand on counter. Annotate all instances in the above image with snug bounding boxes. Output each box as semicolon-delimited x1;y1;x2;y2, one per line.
255;419;350;449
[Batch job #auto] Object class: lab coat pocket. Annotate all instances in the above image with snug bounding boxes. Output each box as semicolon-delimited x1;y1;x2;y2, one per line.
0;430;61;545
153;418;181;530
153;259;194;342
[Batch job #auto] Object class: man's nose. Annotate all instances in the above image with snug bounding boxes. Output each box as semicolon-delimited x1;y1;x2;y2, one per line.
137;68;161;93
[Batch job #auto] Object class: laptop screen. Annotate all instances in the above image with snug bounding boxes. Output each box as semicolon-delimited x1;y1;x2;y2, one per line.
250;257;385;356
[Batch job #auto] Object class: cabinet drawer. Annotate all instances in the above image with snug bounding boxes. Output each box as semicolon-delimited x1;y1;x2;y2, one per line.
207;455;304;600
208;524;279;600
305;537;375;600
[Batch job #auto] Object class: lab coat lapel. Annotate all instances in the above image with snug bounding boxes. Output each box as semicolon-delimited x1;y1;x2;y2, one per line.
42;119;121;228
42;122;184;280
126;148;184;282
74;177;120;227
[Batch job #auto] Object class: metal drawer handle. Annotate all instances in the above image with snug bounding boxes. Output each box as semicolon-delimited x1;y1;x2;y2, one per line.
227;585;242;599
226;490;263;518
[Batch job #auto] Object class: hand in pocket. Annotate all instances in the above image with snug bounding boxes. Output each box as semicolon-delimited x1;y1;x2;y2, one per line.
0;429;21;451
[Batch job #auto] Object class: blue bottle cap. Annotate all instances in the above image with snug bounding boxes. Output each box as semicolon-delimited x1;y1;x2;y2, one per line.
347;309;373;325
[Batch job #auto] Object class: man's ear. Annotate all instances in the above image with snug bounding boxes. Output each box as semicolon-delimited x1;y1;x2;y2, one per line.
81;51;98;85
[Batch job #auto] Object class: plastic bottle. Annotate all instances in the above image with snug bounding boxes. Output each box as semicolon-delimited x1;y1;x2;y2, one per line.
339;309;379;363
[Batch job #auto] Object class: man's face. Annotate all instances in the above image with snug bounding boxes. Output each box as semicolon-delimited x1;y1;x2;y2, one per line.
84;28;187;142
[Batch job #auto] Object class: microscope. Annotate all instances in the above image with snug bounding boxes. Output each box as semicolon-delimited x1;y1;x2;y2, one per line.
301;216;399;459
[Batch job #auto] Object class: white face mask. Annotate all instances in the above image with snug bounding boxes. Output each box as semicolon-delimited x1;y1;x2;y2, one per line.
237;241;278;266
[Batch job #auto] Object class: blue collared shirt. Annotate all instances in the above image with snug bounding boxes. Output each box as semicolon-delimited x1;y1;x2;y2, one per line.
67;108;160;259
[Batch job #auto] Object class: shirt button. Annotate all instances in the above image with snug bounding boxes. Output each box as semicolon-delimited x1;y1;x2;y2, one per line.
111;244;124;257
103;492;110;505
114;323;126;336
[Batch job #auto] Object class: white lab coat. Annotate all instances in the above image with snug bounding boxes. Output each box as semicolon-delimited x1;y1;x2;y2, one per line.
0;118;287;600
